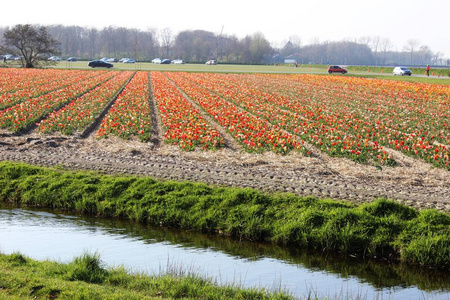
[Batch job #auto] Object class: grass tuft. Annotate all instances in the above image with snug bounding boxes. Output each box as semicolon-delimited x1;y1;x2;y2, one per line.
68;252;108;284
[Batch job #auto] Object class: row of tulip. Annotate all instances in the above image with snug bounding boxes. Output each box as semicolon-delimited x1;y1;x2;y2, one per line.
244;73;449;168
275;74;450;168
96;71;151;141
0;71;116;132
170;72;449;168
165;72;303;154
178;72;387;163
0;68;70;94
1;69;448;168
37;71;133;135
0;69;94;110
150;72;225;150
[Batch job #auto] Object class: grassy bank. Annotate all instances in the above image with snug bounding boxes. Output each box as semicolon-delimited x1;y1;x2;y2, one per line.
1;161;449;270
0;252;292;299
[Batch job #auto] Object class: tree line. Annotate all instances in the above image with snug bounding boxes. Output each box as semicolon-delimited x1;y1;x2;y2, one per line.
0;24;447;67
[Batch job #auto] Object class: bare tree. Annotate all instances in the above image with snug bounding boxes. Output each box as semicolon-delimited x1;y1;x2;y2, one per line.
160;27;174;58
417;45;432;65
380;38;393;64
1;24;60;68
86;27;98;59
289;35;302;49
403;39;420;65
358;36;372;46
371;36;381;65
431;52;443;65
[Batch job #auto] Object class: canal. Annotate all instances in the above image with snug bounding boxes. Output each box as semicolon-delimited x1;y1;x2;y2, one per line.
1;208;449;299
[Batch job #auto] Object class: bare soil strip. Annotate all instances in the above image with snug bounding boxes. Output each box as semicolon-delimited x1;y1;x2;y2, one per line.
148;73;163;150
1;132;449;213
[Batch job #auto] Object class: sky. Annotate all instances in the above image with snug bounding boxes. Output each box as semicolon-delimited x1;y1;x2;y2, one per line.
1;0;448;57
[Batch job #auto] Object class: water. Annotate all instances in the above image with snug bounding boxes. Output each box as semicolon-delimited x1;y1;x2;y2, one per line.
1;208;449;299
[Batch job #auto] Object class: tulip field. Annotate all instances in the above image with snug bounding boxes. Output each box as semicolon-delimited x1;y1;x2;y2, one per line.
0;68;449;169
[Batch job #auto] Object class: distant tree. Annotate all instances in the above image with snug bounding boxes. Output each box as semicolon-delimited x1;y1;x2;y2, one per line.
403;39;420;65
371;36;381;65
358;36;372;46
431;51;444;65
380;37;393;64
86;27;99;59
248;32;272;64
160;28;174;58
174;30;215;62
1;24;60;68
416;45;432;65
280;41;295;57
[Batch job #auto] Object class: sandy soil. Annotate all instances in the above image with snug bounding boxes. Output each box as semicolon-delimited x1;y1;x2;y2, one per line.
1;131;449;213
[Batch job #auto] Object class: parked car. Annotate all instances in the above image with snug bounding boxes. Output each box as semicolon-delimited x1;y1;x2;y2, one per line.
151;58;162;64
119;58;130;63
161;59;171;64
123;59;135;63
393;67;412;76
48;56;61;61
100;57;109;62
205;60;217;65
327;65;347;74
66;57;78;61
4;54;16;60
172;59;185;64
88;60;113;68
107;58;119;62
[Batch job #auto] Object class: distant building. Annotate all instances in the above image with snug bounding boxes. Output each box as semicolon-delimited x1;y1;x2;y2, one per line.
285;53;302;64
261;53;285;64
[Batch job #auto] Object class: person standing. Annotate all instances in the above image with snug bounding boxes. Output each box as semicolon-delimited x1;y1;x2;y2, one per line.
426;65;430;76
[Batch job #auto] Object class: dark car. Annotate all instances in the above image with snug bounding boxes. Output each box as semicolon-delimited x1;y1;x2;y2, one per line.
88;60;113;68
67;57;77;62
327;65;347;74
161;59;171;64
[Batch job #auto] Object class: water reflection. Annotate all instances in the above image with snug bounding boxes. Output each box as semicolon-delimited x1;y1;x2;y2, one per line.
1;207;449;299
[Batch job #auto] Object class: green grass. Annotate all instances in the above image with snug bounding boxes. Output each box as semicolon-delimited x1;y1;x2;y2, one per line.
57;61;321;73
0;252;293;299
57;61;450;85
1;161;449;270
4;60;450;85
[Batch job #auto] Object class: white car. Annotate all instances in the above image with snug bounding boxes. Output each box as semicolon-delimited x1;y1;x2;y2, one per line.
205;60;217;65
48;56;61;61
393;67;412;76
152;58;162;64
172;59;185;64
123;59;135;63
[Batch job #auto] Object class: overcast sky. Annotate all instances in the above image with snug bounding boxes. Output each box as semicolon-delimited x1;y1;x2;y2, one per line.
1;0;448;56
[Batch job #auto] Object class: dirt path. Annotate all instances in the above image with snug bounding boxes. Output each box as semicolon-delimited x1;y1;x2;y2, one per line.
1;132;449;213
